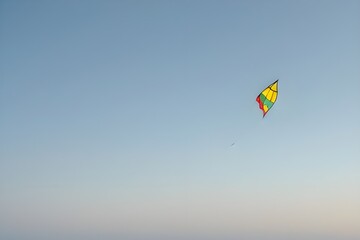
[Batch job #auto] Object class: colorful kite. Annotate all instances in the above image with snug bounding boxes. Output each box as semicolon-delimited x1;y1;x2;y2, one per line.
256;80;278;117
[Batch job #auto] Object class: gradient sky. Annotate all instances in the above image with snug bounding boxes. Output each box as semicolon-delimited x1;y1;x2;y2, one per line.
1;0;360;240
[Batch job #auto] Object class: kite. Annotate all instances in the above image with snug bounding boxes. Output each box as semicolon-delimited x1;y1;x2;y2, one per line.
256;80;278;117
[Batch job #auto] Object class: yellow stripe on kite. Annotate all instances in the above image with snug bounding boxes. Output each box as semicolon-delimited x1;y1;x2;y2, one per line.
263;105;269;112
265;90;274;102
262;88;270;97
271;91;277;102
270;81;278;91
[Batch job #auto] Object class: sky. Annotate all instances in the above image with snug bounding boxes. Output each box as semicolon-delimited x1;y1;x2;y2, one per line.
1;0;360;239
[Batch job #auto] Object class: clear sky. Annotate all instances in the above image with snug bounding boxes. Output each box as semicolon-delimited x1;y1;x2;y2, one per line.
1;0;359;239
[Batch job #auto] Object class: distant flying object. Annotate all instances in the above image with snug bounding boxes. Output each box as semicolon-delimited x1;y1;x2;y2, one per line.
256;80;278;117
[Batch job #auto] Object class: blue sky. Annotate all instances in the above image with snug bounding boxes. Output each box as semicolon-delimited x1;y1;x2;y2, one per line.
1;0;360;239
